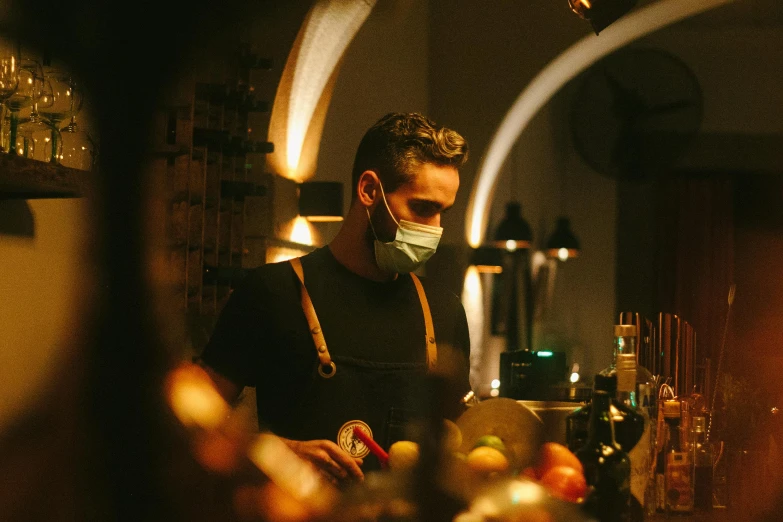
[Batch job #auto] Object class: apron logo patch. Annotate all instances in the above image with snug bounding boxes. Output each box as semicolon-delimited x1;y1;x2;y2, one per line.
337;420;372;458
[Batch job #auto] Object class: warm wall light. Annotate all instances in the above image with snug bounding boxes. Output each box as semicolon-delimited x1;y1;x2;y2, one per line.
290;216;314;246
545;217;580;261
266;0;376;182
493;202;532;251
461;265;485;394
298;181;344;222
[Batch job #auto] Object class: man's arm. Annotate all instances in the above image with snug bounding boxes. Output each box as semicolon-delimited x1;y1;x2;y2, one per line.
201;363;242;404
200;361;364;484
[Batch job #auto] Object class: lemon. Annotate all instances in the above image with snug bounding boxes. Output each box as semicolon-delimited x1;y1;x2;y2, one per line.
473;434;506;453
388;440;420;471
466;445;509;474
441;419;463;453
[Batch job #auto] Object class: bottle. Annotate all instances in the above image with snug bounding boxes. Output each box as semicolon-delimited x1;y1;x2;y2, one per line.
566;373;621;453
566;374;641;454
691;416;713;511
663;400;694;514
192;128;231;150
616;353;650;521
576;389;631;522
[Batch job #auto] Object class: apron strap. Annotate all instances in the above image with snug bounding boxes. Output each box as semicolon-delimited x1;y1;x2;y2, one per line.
289;258;438;376
410;273;437;370
290;257;336;378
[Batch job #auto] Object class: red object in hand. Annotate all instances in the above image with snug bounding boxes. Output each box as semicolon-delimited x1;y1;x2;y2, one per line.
352;426;389;468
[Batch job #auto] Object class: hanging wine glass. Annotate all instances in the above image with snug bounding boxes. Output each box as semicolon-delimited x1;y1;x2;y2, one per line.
17;72;56;160
4;59;43;155
58;118;93;171
39;68;82;163
0;36;20;152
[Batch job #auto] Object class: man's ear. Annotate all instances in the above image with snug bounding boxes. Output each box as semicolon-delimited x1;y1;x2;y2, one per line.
357;170;379;207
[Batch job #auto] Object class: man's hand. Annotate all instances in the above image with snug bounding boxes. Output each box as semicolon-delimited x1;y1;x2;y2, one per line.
280;438;364;485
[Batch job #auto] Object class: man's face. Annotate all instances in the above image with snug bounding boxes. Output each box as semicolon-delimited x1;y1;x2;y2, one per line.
369;162;460;242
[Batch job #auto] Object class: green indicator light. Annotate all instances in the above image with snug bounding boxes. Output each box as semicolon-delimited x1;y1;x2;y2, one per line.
536;351;553;357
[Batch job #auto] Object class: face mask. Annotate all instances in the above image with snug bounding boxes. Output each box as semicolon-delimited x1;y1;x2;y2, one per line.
366;181;443;274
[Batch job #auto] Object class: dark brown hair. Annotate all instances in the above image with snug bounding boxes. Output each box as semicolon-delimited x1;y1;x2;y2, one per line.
351;112;468;197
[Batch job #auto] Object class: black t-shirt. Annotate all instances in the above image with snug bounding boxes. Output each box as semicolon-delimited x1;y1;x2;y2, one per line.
200;246;471;435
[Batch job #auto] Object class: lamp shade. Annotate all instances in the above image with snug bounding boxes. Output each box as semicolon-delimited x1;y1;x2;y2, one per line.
545;217;580;261
298;181;344;222
470;246;504;273
493;202;532;251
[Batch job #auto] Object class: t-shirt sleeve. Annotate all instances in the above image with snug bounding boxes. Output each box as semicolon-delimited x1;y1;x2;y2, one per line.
454;298;472;394
455;299;471;362
198;275;266;389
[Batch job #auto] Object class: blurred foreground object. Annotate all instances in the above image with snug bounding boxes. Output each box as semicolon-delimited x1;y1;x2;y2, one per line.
165;362;338;520
456;398;544;471
455;477;595;522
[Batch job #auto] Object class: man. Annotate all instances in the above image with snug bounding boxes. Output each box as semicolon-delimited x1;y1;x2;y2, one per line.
199;112;471;484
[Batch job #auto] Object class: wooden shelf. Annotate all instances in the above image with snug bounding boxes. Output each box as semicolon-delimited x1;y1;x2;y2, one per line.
0;153;88;199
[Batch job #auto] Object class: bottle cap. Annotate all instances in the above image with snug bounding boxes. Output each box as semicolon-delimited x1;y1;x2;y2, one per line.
614;324;637;337
663;399;681;418
692;416;706;432
593;372;617;394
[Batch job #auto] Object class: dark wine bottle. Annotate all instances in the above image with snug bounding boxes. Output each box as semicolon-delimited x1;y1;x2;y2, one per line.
194;83;230;104
566;374;642;455
576;389;632;522
224;136;274;157
220;180;266;201
192;128;231;150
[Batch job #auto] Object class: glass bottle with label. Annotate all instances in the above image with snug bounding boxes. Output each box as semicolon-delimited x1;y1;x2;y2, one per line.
576;388;631;522
663;400;694;514
616;353;651;521
691;416;713;511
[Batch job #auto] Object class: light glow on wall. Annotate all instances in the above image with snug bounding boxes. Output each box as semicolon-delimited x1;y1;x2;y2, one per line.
461;265;485;391
267;0;377;182
465;0;735;247
290;216;314;246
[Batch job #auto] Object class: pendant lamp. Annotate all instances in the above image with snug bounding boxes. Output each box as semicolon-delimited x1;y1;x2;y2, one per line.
545;217;580;261
493;202;532;251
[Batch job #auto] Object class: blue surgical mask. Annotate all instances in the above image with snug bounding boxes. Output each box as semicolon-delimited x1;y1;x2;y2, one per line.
366;182;443;274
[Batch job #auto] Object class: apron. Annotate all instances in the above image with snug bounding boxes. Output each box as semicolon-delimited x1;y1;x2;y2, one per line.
282;257;437;469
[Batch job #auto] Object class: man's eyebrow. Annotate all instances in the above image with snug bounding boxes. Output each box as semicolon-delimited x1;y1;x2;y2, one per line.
412;198;451;211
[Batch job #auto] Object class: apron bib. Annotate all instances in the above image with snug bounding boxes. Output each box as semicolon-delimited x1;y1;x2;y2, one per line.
285;258;437;469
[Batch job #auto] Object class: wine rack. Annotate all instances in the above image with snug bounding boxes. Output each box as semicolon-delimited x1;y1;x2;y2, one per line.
149;44;300;354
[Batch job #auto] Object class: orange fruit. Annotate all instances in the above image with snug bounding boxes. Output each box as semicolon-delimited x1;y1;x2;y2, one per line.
533;442;583;479
539;465;587;503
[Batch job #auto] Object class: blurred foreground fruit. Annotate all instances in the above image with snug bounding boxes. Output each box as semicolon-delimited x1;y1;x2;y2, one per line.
539;465;588;503
442;419;463;453
466;445;509;475
533;442;583;479
387;441;420;471
473;434;506;453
